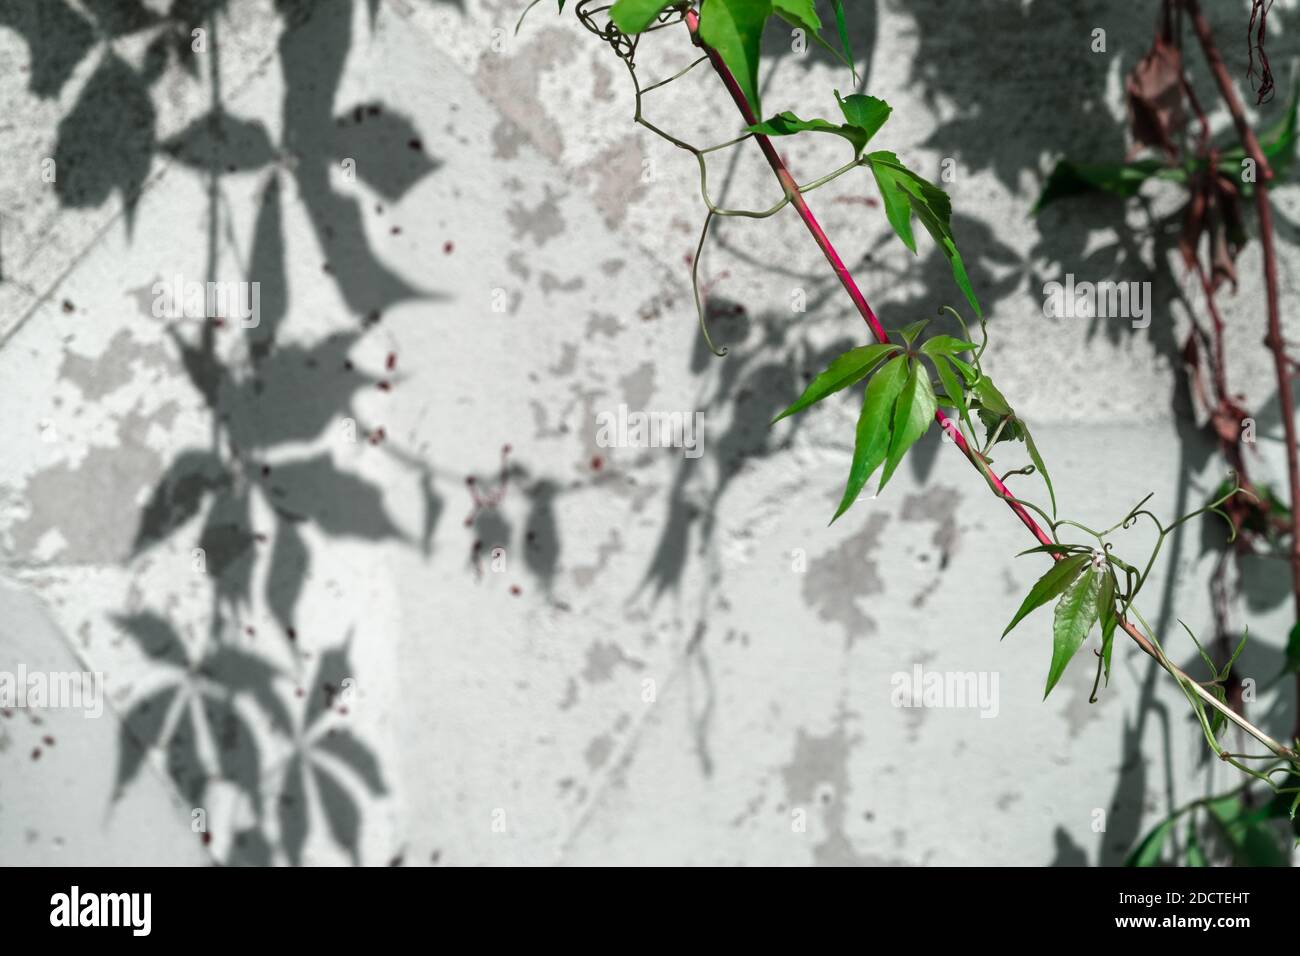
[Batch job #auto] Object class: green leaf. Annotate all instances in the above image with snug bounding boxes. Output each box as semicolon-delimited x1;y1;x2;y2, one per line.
1265;777;1300;840
878;358;937;492
1223;76;1299;182
830;0;855;80
906;185;980;320
930;354;973;437
770;0;854;71
749;90;889;157
1045;564;1102;698
698;0;771;118
1179;619;1217;676
749;111;871;156
867;151;981;317
835;91;890;147
920;335;976;357
1125;815;1176;867
944;353;978;384
1022;425;1056;517
771;0;820;31
1218;629;1248;681
609;0;677;34
1282;621;1300;677
866;150;916;252
1261;76;1300;180
1033;158;1176;212
1185;819;1207;867
978;408;1025;446
1036;79;1297;212
897;319;929;347
1098;570;1117;684
1206;796;1289;867
1002;553;1089;639
771;343;897;424
832;355;907;521
972;376;1012;417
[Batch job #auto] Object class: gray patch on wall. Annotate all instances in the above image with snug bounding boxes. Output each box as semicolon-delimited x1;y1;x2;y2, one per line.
801;512;889;646
7;405;169;564
506;186;566;246
780;717;902;866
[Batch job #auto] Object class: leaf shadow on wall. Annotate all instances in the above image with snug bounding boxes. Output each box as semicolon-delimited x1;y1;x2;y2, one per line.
0;0;457;864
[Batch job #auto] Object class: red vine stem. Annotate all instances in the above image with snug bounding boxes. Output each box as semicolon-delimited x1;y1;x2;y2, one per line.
681;10;1295;757
1184;0;1300;739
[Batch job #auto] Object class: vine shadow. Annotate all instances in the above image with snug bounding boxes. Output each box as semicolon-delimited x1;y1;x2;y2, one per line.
0;0;458;864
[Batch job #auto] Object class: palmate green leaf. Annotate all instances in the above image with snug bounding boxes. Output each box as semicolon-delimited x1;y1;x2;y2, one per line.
608;0;677;34
1126;815;1176;867
879;359;937;492
1002;552;1089;639
1098;570;1118;684
866;150;981;318
1045;563;1102;698
698;0;771;117
771;343;898;424
832;354;907;522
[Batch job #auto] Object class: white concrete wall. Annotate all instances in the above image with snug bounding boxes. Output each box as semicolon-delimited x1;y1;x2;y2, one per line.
0;0;1297;865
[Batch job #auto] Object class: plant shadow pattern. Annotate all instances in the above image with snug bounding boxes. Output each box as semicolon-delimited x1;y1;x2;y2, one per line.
0;0;461;864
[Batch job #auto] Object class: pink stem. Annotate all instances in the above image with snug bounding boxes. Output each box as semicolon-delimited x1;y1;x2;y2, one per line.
684;10;1052;549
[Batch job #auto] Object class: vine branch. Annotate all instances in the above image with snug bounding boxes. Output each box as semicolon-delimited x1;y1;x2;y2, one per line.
682;8;1296;764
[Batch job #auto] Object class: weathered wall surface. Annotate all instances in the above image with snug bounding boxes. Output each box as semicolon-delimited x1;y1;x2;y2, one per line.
0;0;1297;865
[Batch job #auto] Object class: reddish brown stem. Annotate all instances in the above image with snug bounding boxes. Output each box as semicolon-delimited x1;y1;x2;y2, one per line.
1185;0;1300;739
